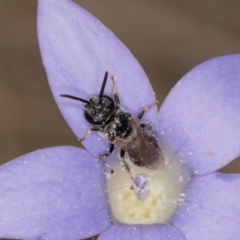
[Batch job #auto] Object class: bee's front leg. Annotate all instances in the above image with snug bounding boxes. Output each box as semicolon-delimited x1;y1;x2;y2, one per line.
111;76;120;107
78;126;101;142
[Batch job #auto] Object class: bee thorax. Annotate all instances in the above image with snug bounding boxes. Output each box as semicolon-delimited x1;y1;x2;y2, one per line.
103;110;132;141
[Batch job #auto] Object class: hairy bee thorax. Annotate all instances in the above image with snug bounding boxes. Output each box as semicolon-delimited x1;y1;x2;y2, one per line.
104;109;133;141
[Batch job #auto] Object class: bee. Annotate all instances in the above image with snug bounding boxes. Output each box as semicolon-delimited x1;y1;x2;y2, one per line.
60;72;164;178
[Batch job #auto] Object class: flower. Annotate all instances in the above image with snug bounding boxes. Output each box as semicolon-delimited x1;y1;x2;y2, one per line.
1;0;240;239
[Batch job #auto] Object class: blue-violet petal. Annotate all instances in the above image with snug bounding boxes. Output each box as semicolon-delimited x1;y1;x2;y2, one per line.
172;172;240;240
37;0;157;157
158;54;240;174
0;146;111;240
98;224;186;240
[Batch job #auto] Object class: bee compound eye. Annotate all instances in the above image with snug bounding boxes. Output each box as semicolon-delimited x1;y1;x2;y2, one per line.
84;110;96;125
85;109;109;125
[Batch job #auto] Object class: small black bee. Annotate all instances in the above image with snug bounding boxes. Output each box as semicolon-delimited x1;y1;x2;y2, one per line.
60;72;164;176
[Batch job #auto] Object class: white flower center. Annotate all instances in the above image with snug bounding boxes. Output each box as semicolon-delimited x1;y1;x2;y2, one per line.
105;153;190;224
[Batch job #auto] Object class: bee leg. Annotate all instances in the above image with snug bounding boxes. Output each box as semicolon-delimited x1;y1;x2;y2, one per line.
111;76;121;107
78;126;101;142
97;143;115;160
140;123;152;130
120;149;134;180
136;101;159;122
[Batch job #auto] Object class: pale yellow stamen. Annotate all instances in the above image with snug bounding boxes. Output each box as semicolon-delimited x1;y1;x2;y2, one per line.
106;154;190;224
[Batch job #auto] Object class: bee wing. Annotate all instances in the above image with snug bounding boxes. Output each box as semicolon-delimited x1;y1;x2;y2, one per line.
134;121;164;170
116;118;164;170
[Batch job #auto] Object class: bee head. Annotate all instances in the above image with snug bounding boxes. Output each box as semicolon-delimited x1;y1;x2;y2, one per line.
60;71;115;125
84;95;115;125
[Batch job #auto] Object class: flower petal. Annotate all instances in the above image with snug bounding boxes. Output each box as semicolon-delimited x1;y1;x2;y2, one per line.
0;146;111;240
158;55;240;174
37;0;157;157
98;224;186;240
172;172;240;240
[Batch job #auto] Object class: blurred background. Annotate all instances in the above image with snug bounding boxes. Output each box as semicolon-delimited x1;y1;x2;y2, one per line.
0;1;240;238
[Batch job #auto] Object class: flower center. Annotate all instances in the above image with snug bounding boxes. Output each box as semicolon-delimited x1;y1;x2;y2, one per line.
105;153;190;224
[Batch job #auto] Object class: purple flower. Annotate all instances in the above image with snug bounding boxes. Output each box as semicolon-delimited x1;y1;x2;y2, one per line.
1;0;240;239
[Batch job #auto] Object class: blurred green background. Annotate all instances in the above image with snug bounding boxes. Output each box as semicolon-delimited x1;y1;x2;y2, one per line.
0;1;240;239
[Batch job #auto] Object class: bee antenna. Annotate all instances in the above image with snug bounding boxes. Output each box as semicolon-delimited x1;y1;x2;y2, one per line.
60;94;90;104
99;71;108;99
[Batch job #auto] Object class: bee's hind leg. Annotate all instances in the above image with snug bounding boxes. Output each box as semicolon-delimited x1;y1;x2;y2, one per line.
140;123;152;130
97;143;115;160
